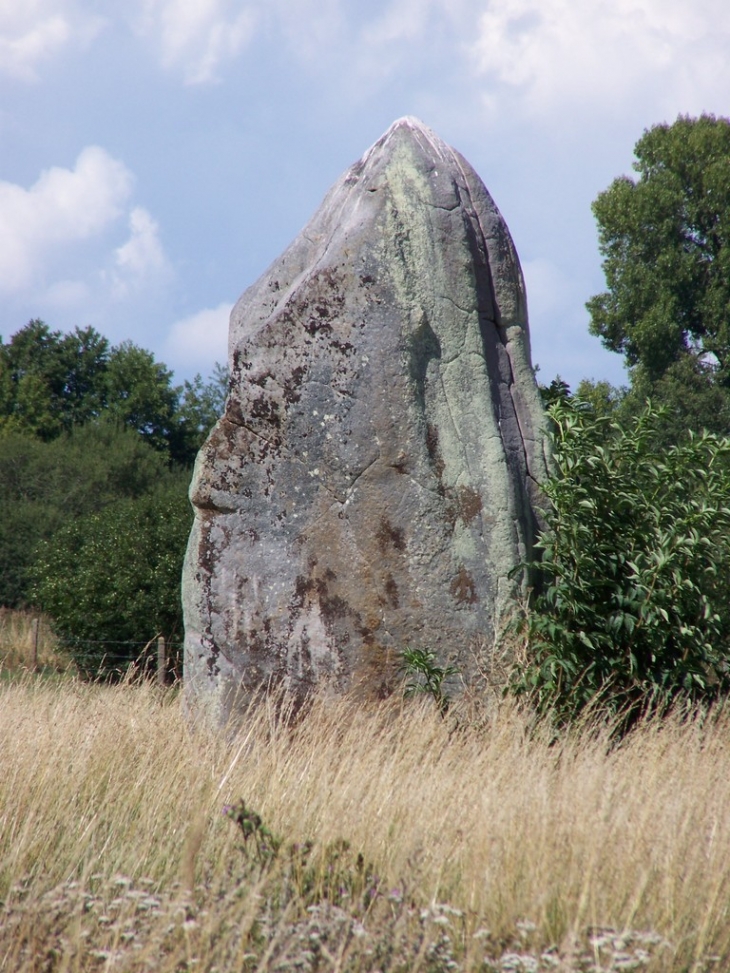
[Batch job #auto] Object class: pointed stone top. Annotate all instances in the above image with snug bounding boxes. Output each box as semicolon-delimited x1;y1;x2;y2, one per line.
361;116;455;169
387;115;432;132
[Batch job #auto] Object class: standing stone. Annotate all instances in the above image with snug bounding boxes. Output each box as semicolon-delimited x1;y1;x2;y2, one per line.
183;117;547;729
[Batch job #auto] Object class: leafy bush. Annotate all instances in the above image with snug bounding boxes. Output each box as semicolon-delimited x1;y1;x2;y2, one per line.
0;423;180;607
512;398;730;723
30;486;192;678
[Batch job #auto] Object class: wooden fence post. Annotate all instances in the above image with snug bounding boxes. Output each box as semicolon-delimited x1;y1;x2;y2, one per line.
157;636;166;686
31;617;40;671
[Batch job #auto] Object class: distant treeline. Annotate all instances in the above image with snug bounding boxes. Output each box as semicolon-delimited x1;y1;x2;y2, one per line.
0;319;227;676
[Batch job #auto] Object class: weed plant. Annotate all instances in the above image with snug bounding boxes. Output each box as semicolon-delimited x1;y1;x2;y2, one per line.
399;647;459;716
1;678;729;970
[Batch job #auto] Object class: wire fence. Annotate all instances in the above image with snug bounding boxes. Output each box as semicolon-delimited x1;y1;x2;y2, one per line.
66;636;185;683
0;616;183;684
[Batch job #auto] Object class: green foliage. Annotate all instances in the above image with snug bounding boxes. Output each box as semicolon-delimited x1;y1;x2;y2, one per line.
399;647;459;717
102;341;179;454
0;321;109;439
587;113;730;384
573;378;626;419
512;398;730;724
0;318;227;647
623;355;730;444
224;799;282;862
171;362;229;465
538;377;572;408
0;424;176;607
30;485;192;678
0;320;228;465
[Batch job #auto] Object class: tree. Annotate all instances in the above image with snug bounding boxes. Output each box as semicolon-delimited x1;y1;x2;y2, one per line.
512;398;730;725
0;423;185;607
587;114;730;386
0;321;109;439
170;362;229;465
0;320;228;654
103;341;179;454
0;320;228;464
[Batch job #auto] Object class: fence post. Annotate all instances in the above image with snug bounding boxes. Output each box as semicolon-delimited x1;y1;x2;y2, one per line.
157;636;166;686
31;617;40;671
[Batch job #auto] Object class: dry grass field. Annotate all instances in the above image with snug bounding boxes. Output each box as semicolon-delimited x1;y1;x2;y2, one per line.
0;609;70;676
1;645;730;973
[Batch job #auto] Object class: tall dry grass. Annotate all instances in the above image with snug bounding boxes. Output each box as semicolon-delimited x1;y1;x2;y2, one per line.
0;610;69;674
1;676;729;971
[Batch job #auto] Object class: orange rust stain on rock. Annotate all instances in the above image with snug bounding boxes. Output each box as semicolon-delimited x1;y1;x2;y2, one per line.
450;566;478;605
457;486;483;524
376;516;406;554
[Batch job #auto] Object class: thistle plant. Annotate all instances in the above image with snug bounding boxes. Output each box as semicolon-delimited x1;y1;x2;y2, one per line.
222;800;381;911
223;798;281;862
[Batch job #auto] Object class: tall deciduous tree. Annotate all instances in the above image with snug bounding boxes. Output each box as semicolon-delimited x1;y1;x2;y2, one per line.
587;114;730;386
0;320;228;463
0;321;109;438
0;319;228;617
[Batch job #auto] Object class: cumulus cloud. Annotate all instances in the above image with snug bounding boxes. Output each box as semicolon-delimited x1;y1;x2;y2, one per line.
266;0;345;63
136;0;257;84
133;0;445;84
360;0;470;46
469;0;730;120
0;146;133;296
112;206;171;297
165;302;231;369
0;0;103;81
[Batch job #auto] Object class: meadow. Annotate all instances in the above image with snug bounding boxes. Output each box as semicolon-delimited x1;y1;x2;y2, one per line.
1;617;730;972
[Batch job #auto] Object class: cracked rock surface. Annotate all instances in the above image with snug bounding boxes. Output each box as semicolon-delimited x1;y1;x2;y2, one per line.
182;117;548;728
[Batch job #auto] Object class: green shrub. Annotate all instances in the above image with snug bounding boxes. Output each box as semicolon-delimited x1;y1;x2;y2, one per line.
30;486;192;679
0;423;177;607
512;398;730;723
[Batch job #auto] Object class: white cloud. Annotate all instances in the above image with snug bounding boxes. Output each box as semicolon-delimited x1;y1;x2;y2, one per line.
0;146;133;295
0;0;103;81
112;206;171;297
469;0;730;120
165;301;231;369
360;0;469;46
267;0;344;63
136;0;257;84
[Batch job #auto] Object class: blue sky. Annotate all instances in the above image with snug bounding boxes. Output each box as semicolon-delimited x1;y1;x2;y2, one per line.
2;1;729;389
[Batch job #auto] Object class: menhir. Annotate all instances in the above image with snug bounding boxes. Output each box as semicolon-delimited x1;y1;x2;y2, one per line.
182;117;547;729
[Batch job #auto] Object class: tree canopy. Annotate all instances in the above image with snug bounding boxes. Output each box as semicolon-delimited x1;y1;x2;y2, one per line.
0;413;190;608
0;319;227;622
0;320;228;465
587;114;730;386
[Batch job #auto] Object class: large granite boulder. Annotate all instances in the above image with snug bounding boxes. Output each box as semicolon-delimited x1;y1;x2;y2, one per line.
183;117;547;728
